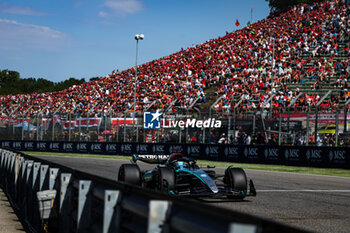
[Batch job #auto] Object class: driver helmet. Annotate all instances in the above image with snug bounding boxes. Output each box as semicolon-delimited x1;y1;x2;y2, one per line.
175;161;188;169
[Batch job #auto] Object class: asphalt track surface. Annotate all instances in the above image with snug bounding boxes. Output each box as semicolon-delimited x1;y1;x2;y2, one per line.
31;155;350;233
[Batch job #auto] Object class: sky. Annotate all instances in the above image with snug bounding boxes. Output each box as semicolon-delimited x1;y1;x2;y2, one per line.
0;0;270;82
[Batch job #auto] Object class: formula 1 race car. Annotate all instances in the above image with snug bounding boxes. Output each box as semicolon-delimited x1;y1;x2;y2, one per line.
118;153;256;199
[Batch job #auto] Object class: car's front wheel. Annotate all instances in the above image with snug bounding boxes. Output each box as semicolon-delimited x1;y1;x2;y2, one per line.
157;167;175;193
224;166;247;199
118;164;141;185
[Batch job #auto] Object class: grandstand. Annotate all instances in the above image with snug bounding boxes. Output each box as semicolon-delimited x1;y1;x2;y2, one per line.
0;0;349;145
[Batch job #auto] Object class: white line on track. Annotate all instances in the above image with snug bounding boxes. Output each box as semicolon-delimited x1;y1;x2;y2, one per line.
257;190;350;192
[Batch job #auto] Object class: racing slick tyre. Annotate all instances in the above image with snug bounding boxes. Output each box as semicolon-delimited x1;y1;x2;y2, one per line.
157;167;176;193
224;167;247;199
118;164;141;185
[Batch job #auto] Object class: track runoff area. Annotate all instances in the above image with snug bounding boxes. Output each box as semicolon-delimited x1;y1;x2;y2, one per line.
28;152;350;233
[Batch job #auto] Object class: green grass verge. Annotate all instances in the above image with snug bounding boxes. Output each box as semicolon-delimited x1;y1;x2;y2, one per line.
23;151;350;178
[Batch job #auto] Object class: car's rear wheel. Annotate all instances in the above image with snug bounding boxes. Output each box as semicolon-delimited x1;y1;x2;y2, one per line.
118;164;141;185
224;166;247;199
157;167;175;193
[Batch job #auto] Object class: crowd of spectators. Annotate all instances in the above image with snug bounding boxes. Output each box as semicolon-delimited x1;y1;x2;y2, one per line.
214;0;349;115
0;0;349;123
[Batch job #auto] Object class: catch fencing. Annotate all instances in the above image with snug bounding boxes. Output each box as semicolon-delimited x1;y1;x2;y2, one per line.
1;108;350;146
0;148;310;233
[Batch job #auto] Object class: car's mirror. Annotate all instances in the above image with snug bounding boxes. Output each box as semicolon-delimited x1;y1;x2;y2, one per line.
207;165;216;169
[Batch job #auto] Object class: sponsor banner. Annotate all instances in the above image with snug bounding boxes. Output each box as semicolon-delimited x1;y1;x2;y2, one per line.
284;147;303;164
152;144;167;155
0;117;23;126
48;142;59;152
42;116;62;129
186;145;201;157
205;145;220;160
90;143;104;153
327;149;347;165
1;140;349;169
62;142;75;152
305;148;324;165
63;121;76;130
243;147;261;161
136;143;152;154
12;141;22;150
105;143;119;154
23;141;36;151
1;141;12;149
169;144;186;154
75;118;102;127
280;113;350;124
76;142;89;153
111;118;137;126
120;143;134;155
224;146;241;160
263;147;281;162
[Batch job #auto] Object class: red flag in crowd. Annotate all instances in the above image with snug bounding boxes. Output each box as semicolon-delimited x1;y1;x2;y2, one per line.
235;19;240;27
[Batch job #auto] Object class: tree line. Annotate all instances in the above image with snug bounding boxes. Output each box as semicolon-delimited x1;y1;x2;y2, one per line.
0;69;87;95
266;0;323;13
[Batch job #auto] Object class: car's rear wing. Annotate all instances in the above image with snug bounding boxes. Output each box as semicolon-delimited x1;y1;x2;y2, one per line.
131;154;170;164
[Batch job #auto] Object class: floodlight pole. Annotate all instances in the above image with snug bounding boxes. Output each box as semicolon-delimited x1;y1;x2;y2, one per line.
133;34;144;142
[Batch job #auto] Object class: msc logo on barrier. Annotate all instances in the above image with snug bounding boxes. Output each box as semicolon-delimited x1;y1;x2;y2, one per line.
143;110;162;129
264;148;279;160
2;141;10;148
13;142;21;150
169;145;183;153
63;143;73;151
306;150;322;161
329;150;346;162
136;144;149;153
49;142;58;151
244;148;258;159
121;144;132;153
91;143;102;152
205;146;219;157
187;146;200;156
106;144;117;152
77;143;87;151
224;147;239;158
152;145;165;154
284;149;300;160
24;142;34;150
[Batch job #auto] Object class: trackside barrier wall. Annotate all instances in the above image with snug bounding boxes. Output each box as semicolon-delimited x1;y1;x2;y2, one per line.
0;140;349;169
0;148;310;233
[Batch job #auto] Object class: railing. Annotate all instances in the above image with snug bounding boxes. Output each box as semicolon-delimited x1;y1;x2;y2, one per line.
0;148;310;233
1;107;350;146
